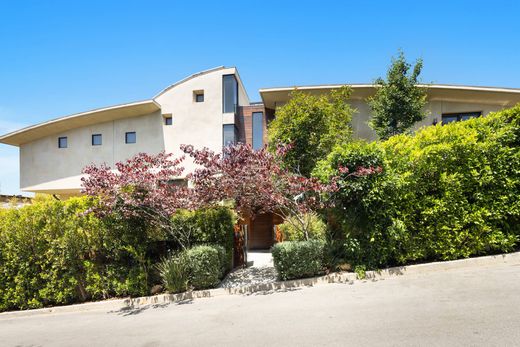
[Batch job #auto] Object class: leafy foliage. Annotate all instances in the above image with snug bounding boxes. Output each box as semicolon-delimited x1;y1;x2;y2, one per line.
271;240;325;280
155;254;189;294
170;207;235;272
0;196;148;311
183;245;222;290
316;105;520;268
267;87;354;176
278;213;327;241
368;50;427;140
182;143;338;240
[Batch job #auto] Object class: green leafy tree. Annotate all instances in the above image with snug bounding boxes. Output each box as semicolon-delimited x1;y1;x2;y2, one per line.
268;86;354;176
368;51;427;140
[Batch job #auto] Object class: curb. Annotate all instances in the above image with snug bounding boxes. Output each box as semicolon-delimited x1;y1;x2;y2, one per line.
2;251;519;318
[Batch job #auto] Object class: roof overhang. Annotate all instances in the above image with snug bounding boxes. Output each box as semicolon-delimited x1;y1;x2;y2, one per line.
259;84;520;109
0;100;161;146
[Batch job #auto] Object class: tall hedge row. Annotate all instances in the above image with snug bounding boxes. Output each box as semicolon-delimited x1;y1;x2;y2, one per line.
315;105;520;268
0;197;235;311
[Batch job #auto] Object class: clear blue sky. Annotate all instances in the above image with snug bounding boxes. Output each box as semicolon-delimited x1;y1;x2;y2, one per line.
1;0;519;195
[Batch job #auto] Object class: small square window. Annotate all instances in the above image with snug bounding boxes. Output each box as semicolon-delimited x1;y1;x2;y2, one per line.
164;116;173;125
125;132;136;144
58;136;67;148
194;91;204;102
92;134;102;146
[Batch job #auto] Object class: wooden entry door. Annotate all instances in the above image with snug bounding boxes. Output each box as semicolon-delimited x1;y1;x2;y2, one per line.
248;213;274;249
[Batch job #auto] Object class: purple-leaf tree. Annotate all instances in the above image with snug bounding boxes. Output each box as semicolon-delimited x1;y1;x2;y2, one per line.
81;151;194;248
181;143;341;240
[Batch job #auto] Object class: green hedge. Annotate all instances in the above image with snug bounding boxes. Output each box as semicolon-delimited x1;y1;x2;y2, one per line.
271;240;325;280
183;245;222;290
315;105;520;268
278;213;327;241
170;207;235;272
0;196;150;311
0;197;236;311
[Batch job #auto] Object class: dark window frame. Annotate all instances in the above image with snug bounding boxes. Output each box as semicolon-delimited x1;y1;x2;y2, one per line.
58;136;68;149
223;124;237;147
195;91;204;103
125;131;136;144
252;111;264;150
441;111;482;125
164;116;173;125
222;74;238;114
92;134;102;146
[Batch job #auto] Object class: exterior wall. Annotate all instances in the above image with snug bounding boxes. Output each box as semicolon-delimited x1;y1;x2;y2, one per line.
349;99;509;141
236;106;275;147
155;67;249;174
20;111;164;192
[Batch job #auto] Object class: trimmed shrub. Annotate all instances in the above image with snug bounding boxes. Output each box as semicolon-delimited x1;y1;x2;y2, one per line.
183;245;221;290
278;213;327;241
315;105;520;268
170;207;235;272
271;240;325;280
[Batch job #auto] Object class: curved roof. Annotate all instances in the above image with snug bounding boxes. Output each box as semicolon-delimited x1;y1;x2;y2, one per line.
260;83;520;109
0;100;160;146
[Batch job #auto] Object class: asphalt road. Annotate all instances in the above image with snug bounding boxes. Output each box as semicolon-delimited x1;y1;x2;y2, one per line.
1;262;519;347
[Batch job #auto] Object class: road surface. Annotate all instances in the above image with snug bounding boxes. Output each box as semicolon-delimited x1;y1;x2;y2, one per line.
1;262;519;346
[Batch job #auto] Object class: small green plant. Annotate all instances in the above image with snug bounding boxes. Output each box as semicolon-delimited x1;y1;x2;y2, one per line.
155;254;188;294
354;265;367;280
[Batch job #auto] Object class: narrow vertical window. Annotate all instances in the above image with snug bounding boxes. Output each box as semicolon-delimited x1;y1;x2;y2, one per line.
125;132;136;144
223;124;236;147
92;134;102;146
223;75;238;113
58;136;68;148
252;112;264;150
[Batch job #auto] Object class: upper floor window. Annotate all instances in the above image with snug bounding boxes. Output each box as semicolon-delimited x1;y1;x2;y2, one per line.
125;132;136;144
252;112;264;150
164;115;173;125
194;90;204;103
58;136;67;148
223;75;238;113
223;124;237;147
92;134;102;146
442;112;481;125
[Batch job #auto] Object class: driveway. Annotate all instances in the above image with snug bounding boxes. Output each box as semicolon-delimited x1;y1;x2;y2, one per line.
1;262;519;346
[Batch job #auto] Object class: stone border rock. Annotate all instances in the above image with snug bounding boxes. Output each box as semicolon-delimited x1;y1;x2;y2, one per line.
2;251;519;318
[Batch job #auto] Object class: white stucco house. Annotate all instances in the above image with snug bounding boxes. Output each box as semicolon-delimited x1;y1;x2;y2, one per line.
1;65;520;198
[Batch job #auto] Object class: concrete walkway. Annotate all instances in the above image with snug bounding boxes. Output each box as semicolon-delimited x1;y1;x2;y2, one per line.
219;250;277;288
1;261;519;346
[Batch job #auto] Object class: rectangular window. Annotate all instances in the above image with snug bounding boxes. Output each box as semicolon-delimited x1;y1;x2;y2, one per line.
125;132;136;144
223;74;238;113
92;134;102;146
223;124;236;147
58;136;67;148
194;91;204;102
164;116;173;125
252;112;264;150
442;112;481;125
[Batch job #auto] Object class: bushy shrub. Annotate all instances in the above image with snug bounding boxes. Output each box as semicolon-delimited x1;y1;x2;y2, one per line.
278;213;327;241
155;254;189;294
170;207;235;272
0;196;159;311
315;105;520;268
271;240;325;280
183;245;221;290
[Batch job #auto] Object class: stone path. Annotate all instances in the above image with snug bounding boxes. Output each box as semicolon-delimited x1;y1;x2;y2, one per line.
219;251;278;288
